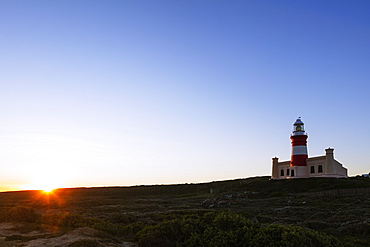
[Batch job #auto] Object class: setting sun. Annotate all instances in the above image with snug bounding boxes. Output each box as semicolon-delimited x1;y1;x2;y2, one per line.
17;156;70;193
20;182;62;192
42;186;56;193
20;177;65;192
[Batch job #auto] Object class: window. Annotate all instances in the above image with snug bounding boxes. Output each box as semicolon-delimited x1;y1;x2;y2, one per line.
310;166;315;173
280;169;284;176
291;170;295;176
318;165;323;173
287;169;290;176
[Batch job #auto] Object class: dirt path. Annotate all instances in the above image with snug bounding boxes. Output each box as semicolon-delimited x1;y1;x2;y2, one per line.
0;223;137;247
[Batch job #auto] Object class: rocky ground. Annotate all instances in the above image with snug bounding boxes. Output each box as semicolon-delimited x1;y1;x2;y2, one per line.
0;223;137;247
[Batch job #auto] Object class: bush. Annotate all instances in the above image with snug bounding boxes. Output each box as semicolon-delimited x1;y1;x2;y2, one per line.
42;212;136;238
136;211;349;247
61;214;91;228
339;223;370;236
110;213;137;225
91;220;125;236
2;206;40;223
42;213;66;226
42;213;91;228
120;221;146;240
68;239;100;247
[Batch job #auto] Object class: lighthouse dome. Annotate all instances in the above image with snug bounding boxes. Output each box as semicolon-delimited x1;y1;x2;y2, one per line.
294;118;304;125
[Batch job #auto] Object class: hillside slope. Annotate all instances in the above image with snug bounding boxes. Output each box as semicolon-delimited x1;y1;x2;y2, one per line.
0;176;369;246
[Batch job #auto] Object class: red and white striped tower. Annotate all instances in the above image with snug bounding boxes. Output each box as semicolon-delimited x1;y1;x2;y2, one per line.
290;117;308;167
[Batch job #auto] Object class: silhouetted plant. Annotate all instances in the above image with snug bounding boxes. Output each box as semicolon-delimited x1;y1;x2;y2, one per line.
42;213;66;226
2;206;40;223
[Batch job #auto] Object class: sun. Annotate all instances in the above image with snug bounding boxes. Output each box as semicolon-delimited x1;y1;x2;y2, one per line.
20;182;62;192
20;178;65;192
19;159;69;192
42;186;56;193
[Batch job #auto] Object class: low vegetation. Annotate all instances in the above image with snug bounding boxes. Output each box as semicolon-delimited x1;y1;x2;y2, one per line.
0;176;369;246
136;211;349;247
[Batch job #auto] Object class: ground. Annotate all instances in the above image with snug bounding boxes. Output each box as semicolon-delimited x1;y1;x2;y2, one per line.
0;176;369;246
0;223;137;247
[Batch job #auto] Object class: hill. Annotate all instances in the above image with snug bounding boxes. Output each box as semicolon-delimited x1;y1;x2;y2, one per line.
0;176;369;246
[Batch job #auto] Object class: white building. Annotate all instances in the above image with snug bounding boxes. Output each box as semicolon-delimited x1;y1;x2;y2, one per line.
271;118;348;179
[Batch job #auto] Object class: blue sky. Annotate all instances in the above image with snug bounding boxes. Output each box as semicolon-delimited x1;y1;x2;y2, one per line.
0;1;369;191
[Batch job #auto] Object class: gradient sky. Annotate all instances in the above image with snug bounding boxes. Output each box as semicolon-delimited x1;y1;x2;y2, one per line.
1;1;369;191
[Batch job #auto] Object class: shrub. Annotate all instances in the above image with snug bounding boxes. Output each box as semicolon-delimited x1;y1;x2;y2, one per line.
110;213;137;225
61;214;90;228
136;211;349;247
121;221;146;240
3;206;40;223
42;213;95;228
68;239;100;247
339;223;370;236
5;235;28;241
42;213;66;226
42;212;136;238
91;220;125;236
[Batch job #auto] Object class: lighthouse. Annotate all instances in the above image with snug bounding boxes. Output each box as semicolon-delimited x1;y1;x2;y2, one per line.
290;117;308;167
271;118;348;179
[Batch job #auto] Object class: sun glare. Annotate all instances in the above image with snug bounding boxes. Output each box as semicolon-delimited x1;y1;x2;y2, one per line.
20;183;57;192
20;179;65;192
42;186;55;193
18;156;70;193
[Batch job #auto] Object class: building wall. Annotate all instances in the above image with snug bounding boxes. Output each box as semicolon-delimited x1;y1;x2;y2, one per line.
271;148;348;179
325;148;348;177
306;156;326;177
272;160;290;179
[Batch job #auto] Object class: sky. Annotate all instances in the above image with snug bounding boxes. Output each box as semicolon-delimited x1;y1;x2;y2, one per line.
0;0;369;191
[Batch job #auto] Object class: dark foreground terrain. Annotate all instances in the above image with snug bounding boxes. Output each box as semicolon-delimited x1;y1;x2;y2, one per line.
0;176;369;246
